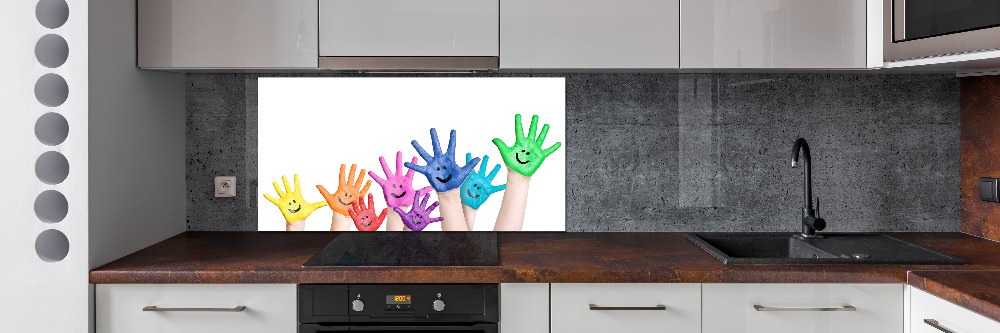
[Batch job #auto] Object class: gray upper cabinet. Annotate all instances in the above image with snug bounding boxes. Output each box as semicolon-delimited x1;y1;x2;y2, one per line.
136;0;879;70
500;0;680;69
319;0;499;57
138;0;318;69
317;0;500;70
681;0;871;68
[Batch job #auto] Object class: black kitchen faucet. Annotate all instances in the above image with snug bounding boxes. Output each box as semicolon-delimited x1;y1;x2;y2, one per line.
791;138;825;238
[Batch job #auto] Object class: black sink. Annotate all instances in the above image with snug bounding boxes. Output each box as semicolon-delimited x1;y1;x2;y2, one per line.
686;233;966;265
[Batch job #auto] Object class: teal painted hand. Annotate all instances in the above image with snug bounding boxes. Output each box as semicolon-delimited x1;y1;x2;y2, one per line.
492;114;561;177
460;153;506;209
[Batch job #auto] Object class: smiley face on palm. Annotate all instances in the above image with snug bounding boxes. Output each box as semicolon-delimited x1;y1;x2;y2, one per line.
317;164;372;216
348;193;388;231
460;153;506;209
263;174;328;223
405;128;480;193
393;192;443;231
368;151;433;208
493;114;562;177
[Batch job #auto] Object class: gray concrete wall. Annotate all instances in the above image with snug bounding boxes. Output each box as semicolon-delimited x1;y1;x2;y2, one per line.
186;73;960;232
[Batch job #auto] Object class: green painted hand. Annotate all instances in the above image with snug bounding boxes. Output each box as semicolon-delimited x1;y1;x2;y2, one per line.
492;114;561;177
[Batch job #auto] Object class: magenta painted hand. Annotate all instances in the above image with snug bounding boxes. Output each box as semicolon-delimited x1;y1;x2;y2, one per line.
368;151;433;208
392;192;443;231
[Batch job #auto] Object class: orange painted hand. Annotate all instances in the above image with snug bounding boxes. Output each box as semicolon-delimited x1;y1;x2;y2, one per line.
349;193;388;231
317;164;373;217
263;174;328;223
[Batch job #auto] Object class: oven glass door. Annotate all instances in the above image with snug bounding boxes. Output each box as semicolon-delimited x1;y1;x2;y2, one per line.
300;324;498;333
901;0;1000;41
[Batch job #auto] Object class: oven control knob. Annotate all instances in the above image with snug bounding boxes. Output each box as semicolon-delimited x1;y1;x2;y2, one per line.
432;299;446;312
351;299;364;312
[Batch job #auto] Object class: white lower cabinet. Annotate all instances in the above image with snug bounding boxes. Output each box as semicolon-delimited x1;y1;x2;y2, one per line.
702;283;903;333
910;287;1000;333
551;283;701;333
95;284;297;333
500;283;549;333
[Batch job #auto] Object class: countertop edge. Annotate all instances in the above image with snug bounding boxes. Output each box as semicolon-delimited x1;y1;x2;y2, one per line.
908;270;1000;324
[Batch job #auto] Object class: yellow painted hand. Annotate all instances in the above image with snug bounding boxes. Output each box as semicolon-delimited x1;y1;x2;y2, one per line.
317;164;373;217
263;174;328;223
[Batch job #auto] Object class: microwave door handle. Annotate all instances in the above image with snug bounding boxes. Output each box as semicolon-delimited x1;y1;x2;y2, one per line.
893;0;906;41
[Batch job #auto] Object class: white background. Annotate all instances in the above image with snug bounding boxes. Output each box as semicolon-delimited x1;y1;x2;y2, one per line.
258;77;566;231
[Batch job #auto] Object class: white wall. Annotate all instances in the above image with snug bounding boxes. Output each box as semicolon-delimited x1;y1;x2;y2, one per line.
0;0;186;331
88;0;186;270
0;0;90;331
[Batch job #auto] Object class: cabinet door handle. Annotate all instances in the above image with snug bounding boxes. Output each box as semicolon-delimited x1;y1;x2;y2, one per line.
589;304;667;311
753;305;856;312
143;306;247;312
924;319;955;333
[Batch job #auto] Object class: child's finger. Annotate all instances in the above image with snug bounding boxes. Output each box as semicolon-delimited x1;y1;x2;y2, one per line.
348;164;358;184
430;128;443;156
263;193;278;204
537;123;551;146
339;164;347;186
272;181;285;197
412;140;432;161
282;175;292;195
360;180;372;197
379;155;392;178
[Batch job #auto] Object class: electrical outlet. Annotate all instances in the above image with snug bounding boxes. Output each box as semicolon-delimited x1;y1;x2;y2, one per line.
982;177;999;202
215;176;236;197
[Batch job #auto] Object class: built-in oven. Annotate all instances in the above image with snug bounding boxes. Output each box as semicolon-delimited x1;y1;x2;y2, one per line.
885;0;1000;61
299;284;498;333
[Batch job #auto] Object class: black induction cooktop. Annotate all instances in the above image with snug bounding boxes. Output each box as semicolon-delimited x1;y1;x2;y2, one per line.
303;232;499;267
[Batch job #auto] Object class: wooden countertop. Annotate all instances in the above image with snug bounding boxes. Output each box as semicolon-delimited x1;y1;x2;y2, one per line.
91;232;1000;284
90;232;1000;322
908;270;1000;323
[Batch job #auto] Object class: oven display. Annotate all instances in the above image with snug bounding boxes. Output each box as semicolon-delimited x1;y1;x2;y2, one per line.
386;295;412;304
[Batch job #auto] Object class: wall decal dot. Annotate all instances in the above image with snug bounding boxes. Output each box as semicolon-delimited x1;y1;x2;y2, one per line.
35;34;69;68
36;0;69;29
35;229;69;262
35;151;69;185
34;73;69;107
35;112;69;146
34;190;68;223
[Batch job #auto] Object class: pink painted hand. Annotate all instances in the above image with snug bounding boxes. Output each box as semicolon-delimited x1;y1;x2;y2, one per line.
368;151;433;208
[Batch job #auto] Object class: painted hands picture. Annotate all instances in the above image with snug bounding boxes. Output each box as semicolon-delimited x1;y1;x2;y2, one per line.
262;114;562;232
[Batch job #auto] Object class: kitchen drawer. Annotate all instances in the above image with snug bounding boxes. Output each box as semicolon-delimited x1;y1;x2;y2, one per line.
96;284;296;333
702;283;903;333
551;283;701;333
911;287;1000;333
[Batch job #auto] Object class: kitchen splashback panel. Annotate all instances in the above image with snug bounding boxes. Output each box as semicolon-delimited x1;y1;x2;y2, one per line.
186;73;960;232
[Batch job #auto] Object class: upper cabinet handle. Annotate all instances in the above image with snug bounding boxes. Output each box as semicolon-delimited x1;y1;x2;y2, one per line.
143;306;247;312
589;304;666;311
924;319;955;333
753;305;856;312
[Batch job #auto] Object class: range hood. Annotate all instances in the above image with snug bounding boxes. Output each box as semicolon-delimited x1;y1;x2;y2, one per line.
318;56;499;71
318;0;499;71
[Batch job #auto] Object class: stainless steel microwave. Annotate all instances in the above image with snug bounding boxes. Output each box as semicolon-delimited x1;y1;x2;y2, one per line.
884;0;1000;62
